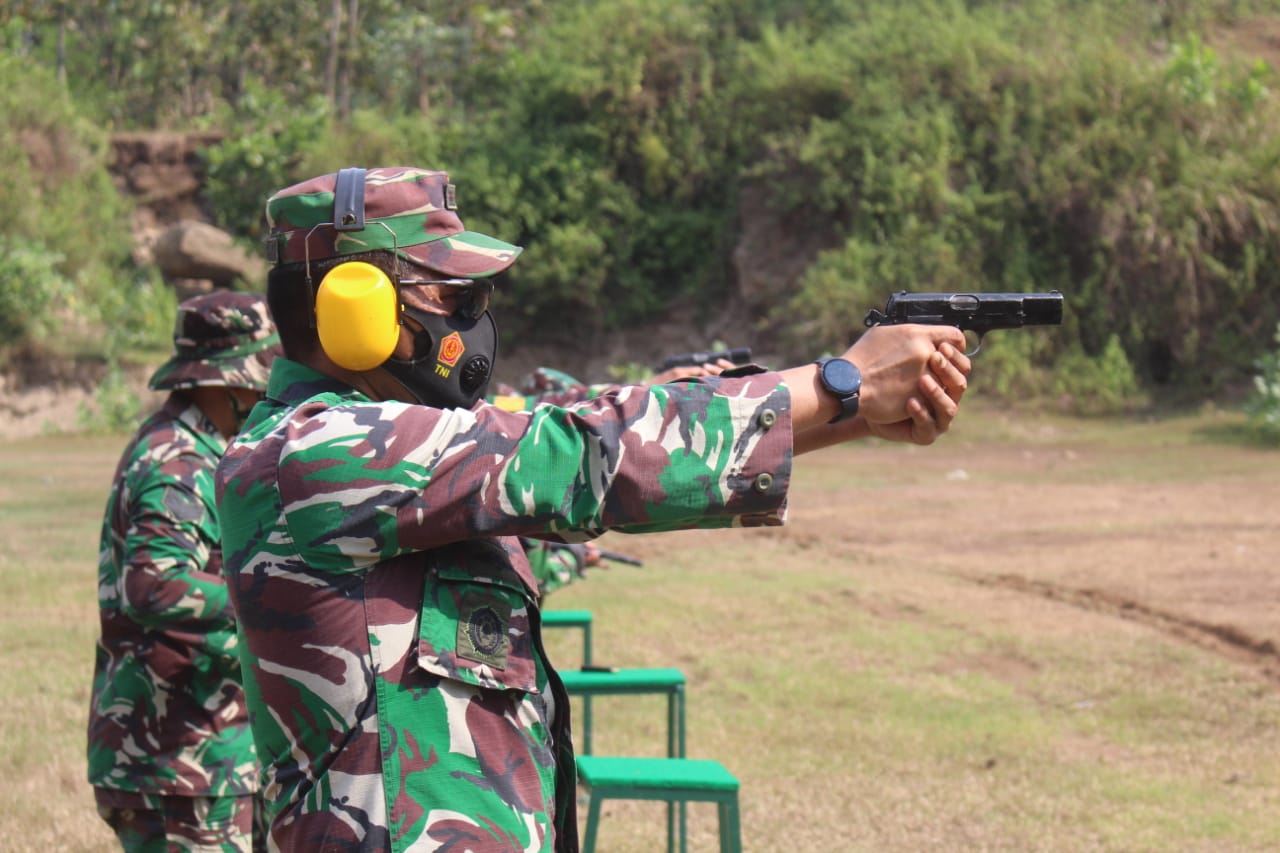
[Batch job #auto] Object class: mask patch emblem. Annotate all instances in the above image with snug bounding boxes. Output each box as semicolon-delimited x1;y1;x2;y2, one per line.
437;331;465;368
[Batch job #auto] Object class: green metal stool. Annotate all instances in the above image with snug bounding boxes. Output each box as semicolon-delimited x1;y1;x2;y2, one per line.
541;609;593;667
559;667;689;847
557;666;685;758
576;756;742;853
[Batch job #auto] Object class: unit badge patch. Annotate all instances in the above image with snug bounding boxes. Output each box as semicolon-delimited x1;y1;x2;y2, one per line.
457;592;511;669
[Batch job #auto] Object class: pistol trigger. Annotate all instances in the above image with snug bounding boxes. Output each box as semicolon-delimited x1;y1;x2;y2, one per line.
965;331;984;357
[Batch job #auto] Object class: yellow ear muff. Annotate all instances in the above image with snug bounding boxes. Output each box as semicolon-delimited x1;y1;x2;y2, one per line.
315;261;400;371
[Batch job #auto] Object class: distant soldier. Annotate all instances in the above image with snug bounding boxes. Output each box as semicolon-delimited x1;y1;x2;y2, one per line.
216;165;969;851
87;291;281;852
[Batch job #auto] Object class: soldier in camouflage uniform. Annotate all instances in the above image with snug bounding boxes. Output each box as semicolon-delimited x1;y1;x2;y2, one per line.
215;166;971;851
525;541;590;599
88;291;282;852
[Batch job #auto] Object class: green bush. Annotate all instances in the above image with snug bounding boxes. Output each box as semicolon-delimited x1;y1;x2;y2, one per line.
88;268;177;357
461;0;741;341
201;81;332;240
1244;322;1280;444
1051;335;1144;415
76;360;143;435
12;0;1280;409
972;331;1057;402
0;53;135;337
735;1;1280;393
0;237;68;349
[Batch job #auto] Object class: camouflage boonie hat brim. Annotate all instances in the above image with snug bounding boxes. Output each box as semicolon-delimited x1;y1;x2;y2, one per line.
148;291;282;392
265;167;522;278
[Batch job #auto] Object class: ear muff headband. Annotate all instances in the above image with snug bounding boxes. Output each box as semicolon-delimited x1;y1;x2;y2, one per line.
315;261;400;371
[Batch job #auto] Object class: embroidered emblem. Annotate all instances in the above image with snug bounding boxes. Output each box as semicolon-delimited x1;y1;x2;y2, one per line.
457;592;511;669
469;607;503;655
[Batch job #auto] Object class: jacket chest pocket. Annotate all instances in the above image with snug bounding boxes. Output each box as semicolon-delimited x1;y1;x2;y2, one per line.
416;541;539;694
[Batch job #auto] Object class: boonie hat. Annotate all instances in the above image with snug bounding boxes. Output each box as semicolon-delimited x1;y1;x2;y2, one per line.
148;291;282;392
264;166;522;278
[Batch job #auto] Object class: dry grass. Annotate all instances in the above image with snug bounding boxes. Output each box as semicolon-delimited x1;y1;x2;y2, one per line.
0;434;121;851
4;405;1279;851
544;402;1280;852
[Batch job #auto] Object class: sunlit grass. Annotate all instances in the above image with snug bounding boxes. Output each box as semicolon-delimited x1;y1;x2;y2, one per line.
0;433;124;851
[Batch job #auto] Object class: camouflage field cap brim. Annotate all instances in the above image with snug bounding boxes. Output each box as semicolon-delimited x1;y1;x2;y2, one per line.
265;167;522;278
148;291;283;392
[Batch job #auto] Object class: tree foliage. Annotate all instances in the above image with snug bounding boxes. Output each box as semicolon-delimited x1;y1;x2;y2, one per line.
5;0;1280;408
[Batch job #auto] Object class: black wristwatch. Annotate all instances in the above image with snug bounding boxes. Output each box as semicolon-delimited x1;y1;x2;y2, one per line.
815;357;862;423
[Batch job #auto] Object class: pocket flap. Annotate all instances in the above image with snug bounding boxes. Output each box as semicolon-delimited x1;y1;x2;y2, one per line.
417;542;538;693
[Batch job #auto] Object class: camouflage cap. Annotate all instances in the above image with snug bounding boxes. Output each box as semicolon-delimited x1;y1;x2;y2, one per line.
264;166;522;278
148;291;282;392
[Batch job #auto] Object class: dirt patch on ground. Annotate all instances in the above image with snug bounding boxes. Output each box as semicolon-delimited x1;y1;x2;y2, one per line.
775;417;1280;692
606;407;1280;696
0;378;92;439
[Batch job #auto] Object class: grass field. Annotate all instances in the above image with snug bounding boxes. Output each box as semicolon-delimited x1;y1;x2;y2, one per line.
2;403;1278;851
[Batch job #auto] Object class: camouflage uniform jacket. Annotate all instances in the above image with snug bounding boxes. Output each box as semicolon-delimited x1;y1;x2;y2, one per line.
215;358;793;852
87;394;257;798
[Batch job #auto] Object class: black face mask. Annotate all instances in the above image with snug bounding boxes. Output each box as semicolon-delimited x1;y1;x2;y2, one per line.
381;306;498;409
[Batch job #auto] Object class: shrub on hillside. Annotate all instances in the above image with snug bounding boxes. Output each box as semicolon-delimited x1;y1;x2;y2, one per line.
0;54;136;356
741;2;1280;396
0;238;68;351
1051;335;1144;415
201;82;331;239
1244;322;1280;444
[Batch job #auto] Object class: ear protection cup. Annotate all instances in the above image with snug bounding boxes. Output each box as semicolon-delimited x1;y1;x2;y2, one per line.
315;261;401;371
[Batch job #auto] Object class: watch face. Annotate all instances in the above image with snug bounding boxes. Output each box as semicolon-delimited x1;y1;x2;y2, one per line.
822;358;861;394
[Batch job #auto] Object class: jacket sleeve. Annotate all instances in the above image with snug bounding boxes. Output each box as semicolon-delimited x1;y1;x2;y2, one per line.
117;448;233;630
275;373;793;570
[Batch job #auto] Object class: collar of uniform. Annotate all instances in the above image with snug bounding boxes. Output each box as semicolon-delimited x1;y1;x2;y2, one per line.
167;393;228;455
266;357;375;407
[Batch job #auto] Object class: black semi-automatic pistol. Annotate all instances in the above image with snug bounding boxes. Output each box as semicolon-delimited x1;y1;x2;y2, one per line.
864;291;1064;354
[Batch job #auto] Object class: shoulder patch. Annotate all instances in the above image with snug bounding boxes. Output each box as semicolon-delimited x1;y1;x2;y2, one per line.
161;485;205;523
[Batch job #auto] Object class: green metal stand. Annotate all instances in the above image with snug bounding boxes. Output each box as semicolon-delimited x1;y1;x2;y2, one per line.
577;756;742;853
541;609;593;667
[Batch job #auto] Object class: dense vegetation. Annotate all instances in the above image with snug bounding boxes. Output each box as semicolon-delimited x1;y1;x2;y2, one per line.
5;0;1280;421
